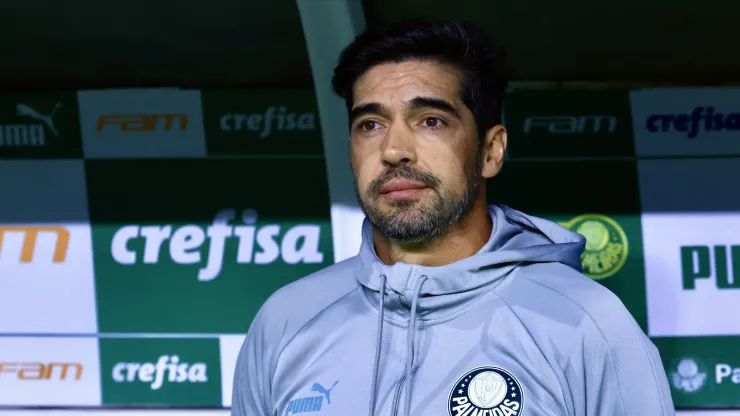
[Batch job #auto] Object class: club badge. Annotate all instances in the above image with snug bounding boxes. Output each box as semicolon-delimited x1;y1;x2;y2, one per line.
448;366;524;416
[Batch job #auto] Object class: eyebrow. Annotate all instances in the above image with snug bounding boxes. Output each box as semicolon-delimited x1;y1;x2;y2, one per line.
349;103;391;126
407;96;461;119
349;96;461;126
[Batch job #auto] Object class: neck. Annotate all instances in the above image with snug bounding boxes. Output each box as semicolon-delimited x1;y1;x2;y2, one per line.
373;197;493;267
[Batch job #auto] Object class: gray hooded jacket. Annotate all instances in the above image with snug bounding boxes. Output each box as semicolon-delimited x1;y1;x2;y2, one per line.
232;205;675;416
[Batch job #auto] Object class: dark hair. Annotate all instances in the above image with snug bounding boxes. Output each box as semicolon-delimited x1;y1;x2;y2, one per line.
331;19;508;140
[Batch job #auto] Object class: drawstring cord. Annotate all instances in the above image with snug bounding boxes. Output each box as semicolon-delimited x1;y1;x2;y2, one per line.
368;274;387;416
403;275;428;416
367;274;427;416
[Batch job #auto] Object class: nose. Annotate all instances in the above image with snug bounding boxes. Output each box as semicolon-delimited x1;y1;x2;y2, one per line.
380;123;416;166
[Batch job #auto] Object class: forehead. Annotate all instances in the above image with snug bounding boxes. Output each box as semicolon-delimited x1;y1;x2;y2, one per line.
352;60;463;108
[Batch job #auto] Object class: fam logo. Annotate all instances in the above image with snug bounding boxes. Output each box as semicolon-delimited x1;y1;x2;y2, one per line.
97;113;188;133
670;357;707;394
285;380;338;415
559;214;628;280
448;366;523;416
0;362;83;381
522;115;617;135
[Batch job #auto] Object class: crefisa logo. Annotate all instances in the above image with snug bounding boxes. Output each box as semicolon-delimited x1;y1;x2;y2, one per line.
448;366;524;416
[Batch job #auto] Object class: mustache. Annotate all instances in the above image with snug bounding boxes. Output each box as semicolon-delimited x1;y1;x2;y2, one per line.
367;165;440;196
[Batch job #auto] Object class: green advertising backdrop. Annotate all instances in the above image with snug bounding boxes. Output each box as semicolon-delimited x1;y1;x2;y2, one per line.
502;90;634;159
86;158;334;334
1;86;738;410
654;336;740;408
99;338;222;406
202;88;324;156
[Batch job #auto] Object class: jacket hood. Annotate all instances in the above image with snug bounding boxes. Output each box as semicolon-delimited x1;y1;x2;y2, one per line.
356;204;586;304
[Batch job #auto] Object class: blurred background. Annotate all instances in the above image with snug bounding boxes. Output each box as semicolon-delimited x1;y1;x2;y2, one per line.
0;0;739;414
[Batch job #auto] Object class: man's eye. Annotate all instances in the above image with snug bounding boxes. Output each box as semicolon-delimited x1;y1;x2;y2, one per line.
359;120;379;131
423;117;445;128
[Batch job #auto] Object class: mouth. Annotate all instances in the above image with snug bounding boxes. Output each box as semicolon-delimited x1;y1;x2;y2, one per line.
379;179;429;200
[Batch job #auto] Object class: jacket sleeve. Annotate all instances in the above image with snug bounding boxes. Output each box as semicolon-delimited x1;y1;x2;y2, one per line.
232;308;274;416
581;316;676;416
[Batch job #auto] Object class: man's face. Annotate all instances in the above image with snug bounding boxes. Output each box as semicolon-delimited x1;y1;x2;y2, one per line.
349;60;483;244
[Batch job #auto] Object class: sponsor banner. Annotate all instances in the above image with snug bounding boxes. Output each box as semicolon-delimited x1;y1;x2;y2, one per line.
654;336;740;408
489;161;647;331
85;158;334;333
630;87;740;157
202;88;323;156
0;92;82;158
638;158;740;213
502;90;634;158
218;335;246;407
0;160;97;333
642;212;740;337
0;337;101;406
78;88;206;159
99;338;221;406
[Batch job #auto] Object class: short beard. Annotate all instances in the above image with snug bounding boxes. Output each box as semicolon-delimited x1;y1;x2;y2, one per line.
354;150;483;245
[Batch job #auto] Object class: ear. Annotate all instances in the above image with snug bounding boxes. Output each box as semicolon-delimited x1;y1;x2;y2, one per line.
480;124;507;179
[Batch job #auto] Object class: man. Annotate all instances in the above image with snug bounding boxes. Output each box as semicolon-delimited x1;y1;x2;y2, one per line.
232;19;675;416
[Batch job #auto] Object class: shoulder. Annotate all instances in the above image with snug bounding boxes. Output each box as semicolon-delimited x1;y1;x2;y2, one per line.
498;262;647;347
499;265;674;413
250;256;360;337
